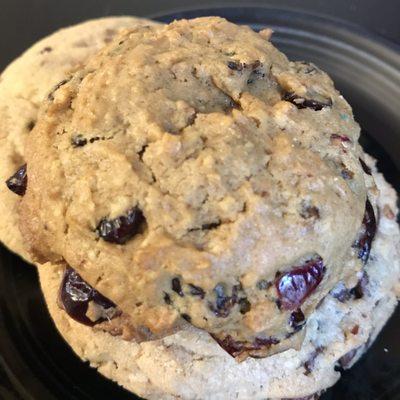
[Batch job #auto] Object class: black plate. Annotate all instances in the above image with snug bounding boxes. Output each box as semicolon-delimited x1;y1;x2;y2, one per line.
0;6;399;400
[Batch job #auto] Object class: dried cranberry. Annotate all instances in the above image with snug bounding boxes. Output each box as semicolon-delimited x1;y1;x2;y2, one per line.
275;257;325;310
289;308;305;331
283;92;332;111
6;164;27;196
172;278;184;297
359;158;372;175
353;199;376;263
213;334;279;358
97;206;145;244
59;267;115;326
330;134;351;142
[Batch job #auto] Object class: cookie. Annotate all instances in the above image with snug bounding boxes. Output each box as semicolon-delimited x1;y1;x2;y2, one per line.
21;17;378;356
0;16;160;260
38;159;399;399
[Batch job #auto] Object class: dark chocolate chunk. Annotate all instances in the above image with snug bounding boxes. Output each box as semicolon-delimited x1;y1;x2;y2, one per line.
331;284;351;302
336;348;358;370
201;221;221;230
353;199;376;264
239;298;251;314
359;158;372;175
350;272;369;299
6;164;27;196
181;313;191;322
341;168;354;180
289;308;306;331
227;61;243;71
209;283;239;318
27;120;36;131
303;346;324;375
40;46;53;54
96;206;145;244
189;284;205;299
59;266;115;326
275;256;325;310
172;278;184;297
163;292;172;305
300;204;320;219
71;134;88;147
256;279;272;290
283;92;332;111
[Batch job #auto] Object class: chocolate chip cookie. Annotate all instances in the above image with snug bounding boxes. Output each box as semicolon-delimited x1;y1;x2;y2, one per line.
20;17;381;357
0;16;160;259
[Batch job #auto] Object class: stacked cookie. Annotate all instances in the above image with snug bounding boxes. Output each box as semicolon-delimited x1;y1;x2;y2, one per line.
1;16;399;400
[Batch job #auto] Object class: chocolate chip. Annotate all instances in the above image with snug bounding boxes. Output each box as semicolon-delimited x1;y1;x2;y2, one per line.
189;284;205;299
296;61;319;75
71;134;88;147
304;346;324;375
300;203;320;219
209;283;239;318
283;92;332;111
227;61;243;71
350;272;369;299
256;279;272;290
181;313;191;322
201;221;221;230
96;206;145;244
341;168;354;180
163;292;172;305
6;164;27;196
27;120;36;131
138;145;148;161
359;158;372;175
337;348;358;369
289;308;305;331
331;283;351;302
172;278;184;297
40;46;53;54
59;266;115;326
275;256;325;310
353;199;376;263
239;298;251;314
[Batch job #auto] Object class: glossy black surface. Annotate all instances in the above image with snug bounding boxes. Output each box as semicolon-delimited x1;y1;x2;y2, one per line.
0;5;399;400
